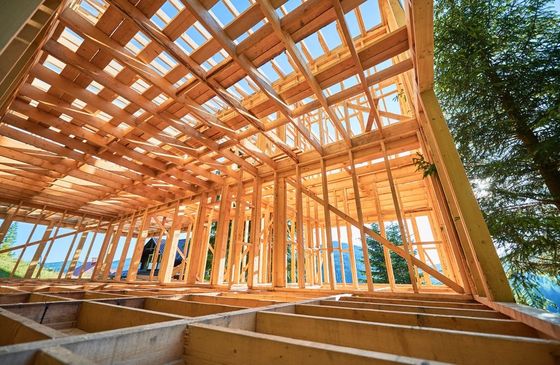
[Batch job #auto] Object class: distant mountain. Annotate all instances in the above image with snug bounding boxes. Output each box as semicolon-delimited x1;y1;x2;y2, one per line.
333;241;366;283
44;258;132;274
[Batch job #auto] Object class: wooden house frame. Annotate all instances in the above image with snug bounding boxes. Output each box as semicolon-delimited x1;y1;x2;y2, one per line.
0;0;558;363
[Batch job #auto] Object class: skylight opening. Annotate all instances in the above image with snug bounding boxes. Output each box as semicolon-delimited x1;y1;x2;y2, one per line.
209;1;234;27
86;80;104;95
112;96;130;109
151;0;184;30
96;111;112;121
71;98;87;109
366;59;393;76
344;10;361;39
133;108;145;118
150;52;177;76
174;36;194;55
320;22;342;51
31;78;50;92
163;125;180;136
272;52;294;76
163;0;184;19
250;19;267;33
104;59;124;77
226;84;243;101
325;82;342;96
234;77;256;96
152;93;169;106
298;33;324;60
180;114;197;127
58;27;84;52
234;32;249;45
358;0;381;31
173;75;191;88
75;0;108;25
182;22;210;51
278;0;302;17
60;114;73;122
29;100;39;107
147;137;162;146
230;0;251;14
43;55;66;74
130;78;151;94
125;31;151;55
202;97;223;113
342;75;359;89
258;61;279;83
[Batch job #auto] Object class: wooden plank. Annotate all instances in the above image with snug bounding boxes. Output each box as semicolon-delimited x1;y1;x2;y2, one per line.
185;323;444;364
295;304;538;337
256;311;560;365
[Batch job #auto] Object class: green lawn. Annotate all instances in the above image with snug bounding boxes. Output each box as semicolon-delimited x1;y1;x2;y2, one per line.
0;253;59;279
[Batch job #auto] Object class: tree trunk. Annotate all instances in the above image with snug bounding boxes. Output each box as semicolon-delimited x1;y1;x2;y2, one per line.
486;66;560;210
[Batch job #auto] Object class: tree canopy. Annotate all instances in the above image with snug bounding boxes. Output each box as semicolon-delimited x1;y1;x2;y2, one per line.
434;0;560;307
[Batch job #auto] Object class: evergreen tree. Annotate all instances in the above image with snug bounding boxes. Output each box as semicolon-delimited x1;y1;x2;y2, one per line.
434;0;560;307
361;223;411;284
0;223;17;252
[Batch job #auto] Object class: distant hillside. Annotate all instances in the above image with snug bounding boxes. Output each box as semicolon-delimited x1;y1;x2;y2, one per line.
44;258;132;274
333;241;366;283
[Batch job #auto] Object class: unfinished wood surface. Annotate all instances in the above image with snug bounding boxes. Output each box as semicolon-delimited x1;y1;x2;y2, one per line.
0;0;553;363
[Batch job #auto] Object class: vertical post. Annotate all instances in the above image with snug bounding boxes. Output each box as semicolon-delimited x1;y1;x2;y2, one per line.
65;227;91;279
273;174;287;288
419;89;513;301
381;142;418;291
24;221;54;279
334;194;346;286
343;189;359;288
211;185;231;285
79;224;102;279
295;165;306;288
159;201;183;284
114;214;137;281
229;182;245;287
101;219;125;280
348;150;374;291
57;215;85;279
127;210;150;282
11;206;46;277
247;177;262;288
186;193;208;284
36;211;67;278
150;218;168;280
92;222;115;281
320;158;336;290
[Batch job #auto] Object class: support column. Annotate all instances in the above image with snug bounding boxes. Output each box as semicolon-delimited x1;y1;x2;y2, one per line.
24;221;54;279
419;89;513;301
127;211;150;282
382;142;419;292
273;174;287;288
186;192;208;284
349;150;374;291
320;158;336;290
159;201;183;284
295;165;306;288
247;177;262;288
114;214;137;281
211;185;231;285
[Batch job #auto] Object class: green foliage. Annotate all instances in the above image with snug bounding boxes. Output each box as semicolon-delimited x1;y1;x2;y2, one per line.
360;223;411;284
434;0;560;307
0;223;17;252
412;152;437;178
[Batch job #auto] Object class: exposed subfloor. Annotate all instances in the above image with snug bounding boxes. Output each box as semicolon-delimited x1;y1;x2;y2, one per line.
0;280;558;364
